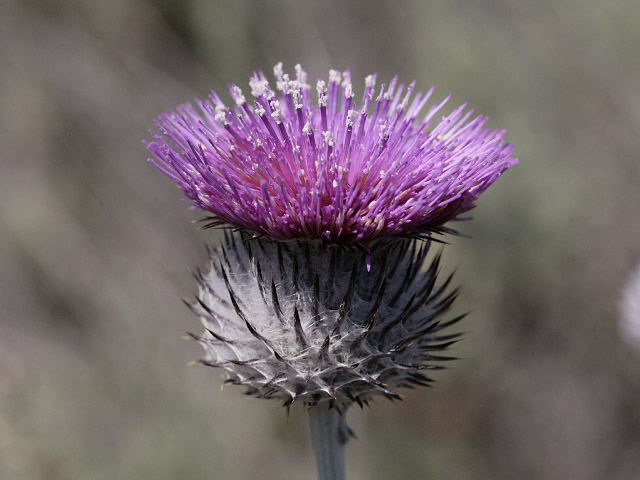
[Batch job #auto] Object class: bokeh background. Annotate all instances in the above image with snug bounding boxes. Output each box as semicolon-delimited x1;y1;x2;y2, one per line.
2;0;640;479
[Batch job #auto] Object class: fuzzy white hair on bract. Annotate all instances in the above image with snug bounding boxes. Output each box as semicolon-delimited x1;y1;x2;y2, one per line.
185;232;463;408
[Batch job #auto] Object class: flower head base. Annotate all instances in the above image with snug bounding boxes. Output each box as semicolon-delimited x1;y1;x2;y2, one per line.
146;64;516;248
186;232;462;407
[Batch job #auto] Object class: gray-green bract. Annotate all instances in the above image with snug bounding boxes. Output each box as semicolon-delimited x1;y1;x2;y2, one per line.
185;232;462;407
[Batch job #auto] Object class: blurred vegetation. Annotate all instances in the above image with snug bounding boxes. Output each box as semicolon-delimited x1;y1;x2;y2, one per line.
1;0;639;479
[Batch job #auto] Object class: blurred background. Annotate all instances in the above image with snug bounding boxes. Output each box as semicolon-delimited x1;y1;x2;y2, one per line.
1;0;639;479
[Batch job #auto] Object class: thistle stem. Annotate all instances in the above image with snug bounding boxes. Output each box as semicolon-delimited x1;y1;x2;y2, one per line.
308;404;348;480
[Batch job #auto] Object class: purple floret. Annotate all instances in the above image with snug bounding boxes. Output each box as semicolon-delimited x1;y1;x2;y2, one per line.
146;63;516;249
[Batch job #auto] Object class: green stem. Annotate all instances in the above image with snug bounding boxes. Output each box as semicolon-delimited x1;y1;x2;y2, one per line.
308;403;348;480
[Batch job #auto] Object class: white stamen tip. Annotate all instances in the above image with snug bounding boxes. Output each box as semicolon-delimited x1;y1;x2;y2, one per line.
341;70;352;88
249;78;268;97
273;62;284;80
329;69;341;85
270;100;282;123
265;88;275;100
254;103;266;117
279;73;291;93
231;85;246;105
317;80;328;107
290;81;303;108
344;83;354;99
214;105;228;125
346;109;358;127
365;74;376;88
294;64;309;89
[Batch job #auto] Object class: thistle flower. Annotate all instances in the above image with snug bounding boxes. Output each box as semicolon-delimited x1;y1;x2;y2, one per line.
146;63;516;251
146;63;516;480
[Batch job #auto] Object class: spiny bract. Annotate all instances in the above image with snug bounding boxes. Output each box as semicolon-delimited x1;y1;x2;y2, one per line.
185;232;463;407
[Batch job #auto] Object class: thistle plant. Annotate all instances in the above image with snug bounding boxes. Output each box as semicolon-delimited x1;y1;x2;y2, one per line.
146;63;516;480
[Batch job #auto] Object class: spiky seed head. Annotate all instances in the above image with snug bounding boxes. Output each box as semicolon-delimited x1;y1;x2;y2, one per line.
186;232;463;407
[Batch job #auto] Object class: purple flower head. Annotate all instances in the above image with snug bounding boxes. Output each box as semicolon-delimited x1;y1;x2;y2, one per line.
146;63;516;249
